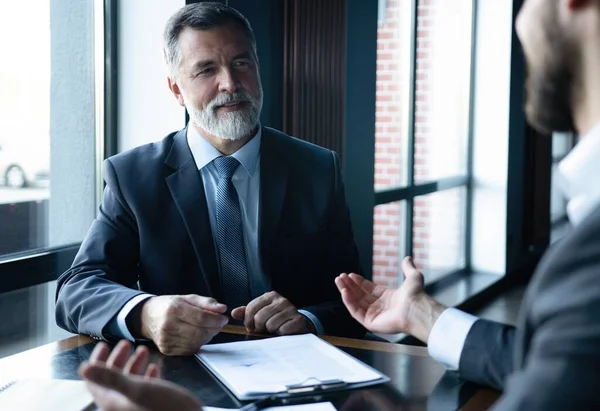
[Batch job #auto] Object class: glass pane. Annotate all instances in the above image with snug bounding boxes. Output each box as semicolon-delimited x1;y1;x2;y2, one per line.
373;201;407;288
374;0;412;190
0;0;97;259
414;0;472;183
412;187;466;283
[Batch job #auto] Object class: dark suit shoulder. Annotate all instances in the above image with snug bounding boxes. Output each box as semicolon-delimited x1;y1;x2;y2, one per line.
100;129;186;211
529;204;600;321
105;130;180;175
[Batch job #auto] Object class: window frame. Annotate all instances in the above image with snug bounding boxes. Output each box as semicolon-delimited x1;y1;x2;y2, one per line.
0;0;117;294
372;0;479;283
345;0;536;298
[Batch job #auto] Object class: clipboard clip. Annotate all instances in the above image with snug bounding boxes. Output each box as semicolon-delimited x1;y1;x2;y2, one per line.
284;377;347;394
238;378;349;410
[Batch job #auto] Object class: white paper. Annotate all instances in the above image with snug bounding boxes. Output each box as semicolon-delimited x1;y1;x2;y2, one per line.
203;402;337;411
196;334;385;400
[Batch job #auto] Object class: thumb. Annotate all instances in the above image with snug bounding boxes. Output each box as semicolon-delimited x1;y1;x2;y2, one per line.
80;362;142;401
181;295;227;313
402;256;420;278
231;306;246;321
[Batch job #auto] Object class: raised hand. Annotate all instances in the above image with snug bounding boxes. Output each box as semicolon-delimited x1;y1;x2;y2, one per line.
335;257;445;342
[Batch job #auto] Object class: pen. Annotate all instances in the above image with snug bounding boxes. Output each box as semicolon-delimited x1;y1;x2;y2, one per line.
238;394;326;411
238;396;275;411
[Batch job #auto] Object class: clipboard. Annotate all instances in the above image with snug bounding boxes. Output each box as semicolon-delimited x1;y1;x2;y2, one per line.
195;334;390;402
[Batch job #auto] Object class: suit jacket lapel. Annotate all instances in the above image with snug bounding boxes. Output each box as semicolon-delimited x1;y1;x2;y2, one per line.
259;127;289;280
164;128;220;297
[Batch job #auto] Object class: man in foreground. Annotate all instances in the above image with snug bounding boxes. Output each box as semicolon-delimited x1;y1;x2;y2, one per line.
337;0;600;408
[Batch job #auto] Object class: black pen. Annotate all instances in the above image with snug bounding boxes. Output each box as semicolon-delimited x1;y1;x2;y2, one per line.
238;394;325;411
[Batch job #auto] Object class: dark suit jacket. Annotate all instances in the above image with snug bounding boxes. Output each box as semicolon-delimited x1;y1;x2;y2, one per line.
55;126;364;339
458;205;600;409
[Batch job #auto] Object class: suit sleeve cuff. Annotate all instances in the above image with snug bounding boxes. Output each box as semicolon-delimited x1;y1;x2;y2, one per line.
298;309;325;335
115;294;155;341
427;308;478;370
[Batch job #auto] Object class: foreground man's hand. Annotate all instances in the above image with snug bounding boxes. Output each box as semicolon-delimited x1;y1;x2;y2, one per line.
79;340;203;411
231;291;315;335
335;257;446;342
139;295;229;355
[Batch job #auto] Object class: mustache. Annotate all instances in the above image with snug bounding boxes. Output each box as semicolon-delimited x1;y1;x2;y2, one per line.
207;91;253;112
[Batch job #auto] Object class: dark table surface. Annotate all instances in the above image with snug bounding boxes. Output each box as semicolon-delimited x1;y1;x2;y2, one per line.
0;326;500;410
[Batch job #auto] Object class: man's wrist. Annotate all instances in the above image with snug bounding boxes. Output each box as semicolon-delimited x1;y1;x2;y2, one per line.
303;315;317;334
407;294;446;343
297;309;324;334
130;297;154;340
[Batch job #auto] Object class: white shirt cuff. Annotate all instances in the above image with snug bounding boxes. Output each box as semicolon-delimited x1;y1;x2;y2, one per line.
427;307;478;370
116;294;155;341
298;309;325;335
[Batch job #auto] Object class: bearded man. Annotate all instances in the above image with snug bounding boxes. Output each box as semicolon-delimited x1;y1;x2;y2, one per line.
55;2;364;355
334;0;600;409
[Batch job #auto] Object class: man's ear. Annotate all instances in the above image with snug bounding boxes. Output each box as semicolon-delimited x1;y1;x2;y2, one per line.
167;77;186;107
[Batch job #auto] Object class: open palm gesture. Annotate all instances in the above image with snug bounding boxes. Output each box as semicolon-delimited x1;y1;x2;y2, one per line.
335;257;444;342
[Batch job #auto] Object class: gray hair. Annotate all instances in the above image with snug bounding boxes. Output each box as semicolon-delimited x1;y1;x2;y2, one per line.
163;2;257;81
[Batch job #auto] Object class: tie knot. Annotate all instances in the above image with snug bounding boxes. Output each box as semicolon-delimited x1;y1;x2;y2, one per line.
213;156;240;179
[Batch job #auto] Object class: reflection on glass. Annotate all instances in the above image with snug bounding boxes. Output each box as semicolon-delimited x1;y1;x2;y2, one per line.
0;1;51;257
374;0;473;190
0;0;96;259
414;0;473;183
373;202;406;287
412;187;466;283
374;0;412;190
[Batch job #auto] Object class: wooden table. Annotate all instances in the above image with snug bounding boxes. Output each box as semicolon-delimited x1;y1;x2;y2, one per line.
0;326;500;410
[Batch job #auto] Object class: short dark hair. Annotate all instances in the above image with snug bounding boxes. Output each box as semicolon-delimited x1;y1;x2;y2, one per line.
163;2;257;80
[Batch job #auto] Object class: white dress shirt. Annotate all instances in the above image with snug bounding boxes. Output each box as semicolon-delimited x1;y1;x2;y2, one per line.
113;126;323;341
427;123;600;370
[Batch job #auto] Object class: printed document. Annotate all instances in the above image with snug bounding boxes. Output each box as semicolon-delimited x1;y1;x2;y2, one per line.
195;334;388;400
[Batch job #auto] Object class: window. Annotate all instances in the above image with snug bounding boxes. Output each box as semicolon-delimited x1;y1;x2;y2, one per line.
412;187;466;282
373;0;475;285
373;201;406;288
0;0;103;292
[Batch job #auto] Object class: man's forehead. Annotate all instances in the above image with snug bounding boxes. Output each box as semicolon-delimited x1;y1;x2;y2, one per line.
178;25;252;58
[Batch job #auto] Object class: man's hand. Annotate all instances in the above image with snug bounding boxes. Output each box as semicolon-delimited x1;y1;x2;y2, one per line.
334;257;446;343
230;291;315;335
139;295;229;355
79;340;203;411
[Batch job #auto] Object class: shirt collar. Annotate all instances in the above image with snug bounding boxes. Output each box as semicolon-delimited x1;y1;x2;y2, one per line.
557;122;600;226
186;124;261;176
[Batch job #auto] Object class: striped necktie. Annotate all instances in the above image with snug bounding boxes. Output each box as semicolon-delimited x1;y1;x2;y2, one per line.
213;156;251;311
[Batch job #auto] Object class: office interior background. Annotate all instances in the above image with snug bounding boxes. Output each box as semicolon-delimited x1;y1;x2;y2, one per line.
0;0;572;357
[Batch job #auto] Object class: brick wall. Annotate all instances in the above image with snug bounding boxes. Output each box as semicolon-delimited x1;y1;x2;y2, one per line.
373;0;469;286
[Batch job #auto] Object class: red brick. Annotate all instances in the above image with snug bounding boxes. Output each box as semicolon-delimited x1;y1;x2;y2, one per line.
379;31;394;40
377;74;393;83
374;239;390;247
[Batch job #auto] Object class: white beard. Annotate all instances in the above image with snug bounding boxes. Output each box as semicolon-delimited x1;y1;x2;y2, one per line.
188;89;263;141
